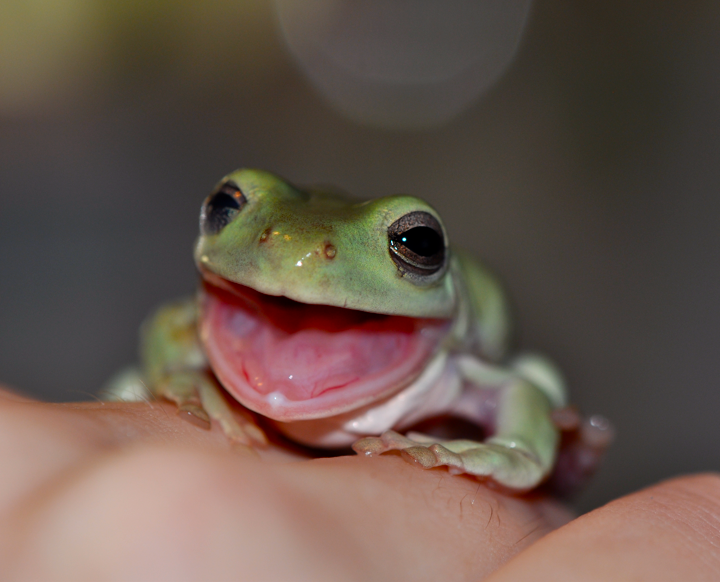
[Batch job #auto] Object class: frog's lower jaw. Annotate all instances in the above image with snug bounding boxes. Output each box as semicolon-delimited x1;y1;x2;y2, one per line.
273;350;463;447
198;279;451;422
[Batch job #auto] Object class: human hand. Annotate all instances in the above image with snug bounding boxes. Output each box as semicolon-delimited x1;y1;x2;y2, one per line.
0;386;717;581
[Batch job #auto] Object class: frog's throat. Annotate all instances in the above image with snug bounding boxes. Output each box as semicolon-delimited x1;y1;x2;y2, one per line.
198;278;451;422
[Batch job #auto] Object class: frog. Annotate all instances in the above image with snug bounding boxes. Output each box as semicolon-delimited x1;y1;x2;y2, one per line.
107;168;602;493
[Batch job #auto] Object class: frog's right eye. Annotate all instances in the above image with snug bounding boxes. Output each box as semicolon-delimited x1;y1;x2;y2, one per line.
200;181;247;235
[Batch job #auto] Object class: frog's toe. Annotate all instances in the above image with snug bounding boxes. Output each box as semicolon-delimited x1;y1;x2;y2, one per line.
351;435;386;456
155;371;267;448
220;415;267;449
454;443;545;489
352;432;469;473
199;387;268;448
177;402;211;430
351;430;415;456
352;431;463;470
353;431;548;490
401;444;464;472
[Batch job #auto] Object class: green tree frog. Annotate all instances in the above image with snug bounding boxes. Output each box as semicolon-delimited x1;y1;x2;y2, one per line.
109;169;608;493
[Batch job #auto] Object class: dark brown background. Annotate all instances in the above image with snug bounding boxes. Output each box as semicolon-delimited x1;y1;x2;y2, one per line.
1;1;718;512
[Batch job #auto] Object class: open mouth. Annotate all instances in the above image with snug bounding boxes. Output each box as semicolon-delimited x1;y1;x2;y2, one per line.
198;277;451;421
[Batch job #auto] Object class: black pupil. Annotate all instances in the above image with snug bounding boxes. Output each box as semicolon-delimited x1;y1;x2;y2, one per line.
202;184;242;235
398;226;443;257
208;191;240;213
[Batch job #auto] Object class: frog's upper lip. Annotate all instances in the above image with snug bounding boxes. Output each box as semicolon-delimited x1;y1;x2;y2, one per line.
197;274;451;422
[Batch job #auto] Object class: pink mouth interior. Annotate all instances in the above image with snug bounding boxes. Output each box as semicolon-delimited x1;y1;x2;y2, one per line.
199;280;450;420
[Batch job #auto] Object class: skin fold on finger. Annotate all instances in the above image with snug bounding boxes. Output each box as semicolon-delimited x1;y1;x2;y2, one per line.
486;473;720;582
2;441;573;582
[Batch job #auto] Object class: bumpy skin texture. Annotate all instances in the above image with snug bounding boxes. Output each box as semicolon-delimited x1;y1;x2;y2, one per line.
108;169;605;492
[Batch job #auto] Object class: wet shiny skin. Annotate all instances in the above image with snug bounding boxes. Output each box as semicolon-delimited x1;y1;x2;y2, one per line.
107;168;609;493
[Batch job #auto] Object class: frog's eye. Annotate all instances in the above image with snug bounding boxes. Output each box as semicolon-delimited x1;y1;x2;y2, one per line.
388;211;447;279
200;181;247;235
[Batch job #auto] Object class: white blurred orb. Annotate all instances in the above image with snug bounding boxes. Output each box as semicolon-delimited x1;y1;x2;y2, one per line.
274;0;533;128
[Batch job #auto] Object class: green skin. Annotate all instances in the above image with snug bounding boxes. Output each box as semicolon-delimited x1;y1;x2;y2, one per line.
112;169;566;492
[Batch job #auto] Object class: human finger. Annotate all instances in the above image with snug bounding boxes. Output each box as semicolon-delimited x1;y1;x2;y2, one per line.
487;473;720;581
3;446;572;581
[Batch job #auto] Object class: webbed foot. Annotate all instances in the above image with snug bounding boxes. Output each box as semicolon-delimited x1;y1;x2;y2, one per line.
156;371;267;450
353;430;547;491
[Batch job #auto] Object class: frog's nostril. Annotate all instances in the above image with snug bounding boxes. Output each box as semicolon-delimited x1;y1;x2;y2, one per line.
324;243;337;259
259;228;272;243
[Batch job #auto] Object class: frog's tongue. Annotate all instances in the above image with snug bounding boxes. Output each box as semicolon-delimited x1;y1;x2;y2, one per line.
199;280;450;422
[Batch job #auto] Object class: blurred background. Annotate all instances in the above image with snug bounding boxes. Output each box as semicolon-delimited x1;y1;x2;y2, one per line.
1;0;718;512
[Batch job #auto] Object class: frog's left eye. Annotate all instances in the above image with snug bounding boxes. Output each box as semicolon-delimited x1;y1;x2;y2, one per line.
200;181;247;235
388;211;447;280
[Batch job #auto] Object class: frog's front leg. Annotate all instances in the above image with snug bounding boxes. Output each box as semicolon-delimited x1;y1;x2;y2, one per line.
108;299;266;449
353;355;563;492
154;369;266;449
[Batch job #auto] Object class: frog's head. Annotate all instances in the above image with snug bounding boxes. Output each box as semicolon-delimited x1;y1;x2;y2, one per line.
194;169;456;422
